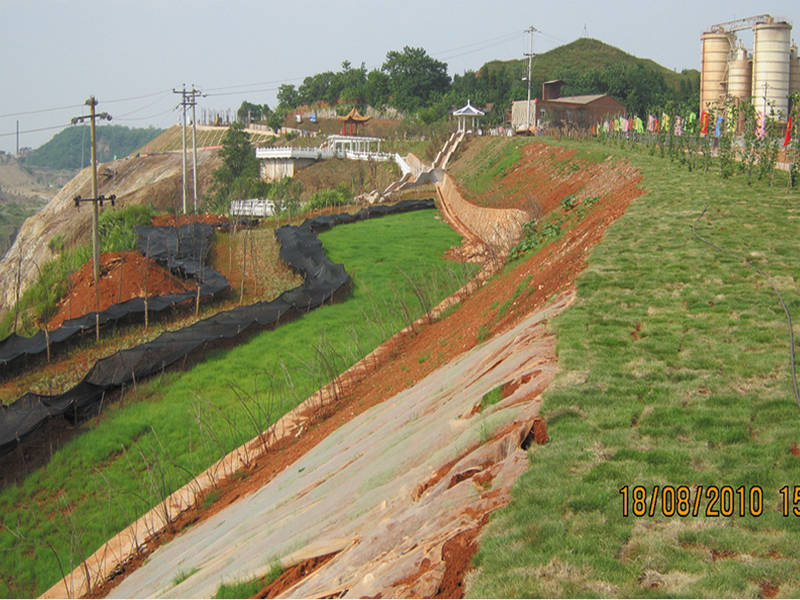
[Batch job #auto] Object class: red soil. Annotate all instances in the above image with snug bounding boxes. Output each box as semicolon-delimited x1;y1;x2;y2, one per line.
150;213;229;228
48;251;193;329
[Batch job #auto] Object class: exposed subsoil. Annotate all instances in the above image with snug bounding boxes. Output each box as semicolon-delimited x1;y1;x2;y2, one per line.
47;251;194;329
254;553;339;599
150;212;229;228
84;143;643;599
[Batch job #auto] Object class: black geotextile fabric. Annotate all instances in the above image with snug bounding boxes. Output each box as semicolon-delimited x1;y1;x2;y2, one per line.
0;199;435;456
0;223;229;369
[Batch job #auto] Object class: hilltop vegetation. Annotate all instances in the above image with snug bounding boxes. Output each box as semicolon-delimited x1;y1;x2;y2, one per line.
22;125;164;170
265;38;698;128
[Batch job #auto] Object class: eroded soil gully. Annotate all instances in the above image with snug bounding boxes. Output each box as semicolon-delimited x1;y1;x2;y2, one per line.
48;143;643;599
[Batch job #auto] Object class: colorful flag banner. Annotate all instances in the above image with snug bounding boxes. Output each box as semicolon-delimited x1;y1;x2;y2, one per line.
785;116;793;147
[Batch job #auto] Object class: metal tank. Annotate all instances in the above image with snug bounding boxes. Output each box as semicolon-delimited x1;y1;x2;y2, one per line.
701;31;734;113
790;43;800;96
752;20;792;119
727;46;753;101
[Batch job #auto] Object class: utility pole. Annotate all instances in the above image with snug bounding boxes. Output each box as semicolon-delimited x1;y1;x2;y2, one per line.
173;85;188;214
188;85;203;213
524;26;538;131
15;120;19;156
173;85;204;213
71;96;114;341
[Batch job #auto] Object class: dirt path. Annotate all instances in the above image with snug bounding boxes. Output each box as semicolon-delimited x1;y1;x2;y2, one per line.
107;293;572;599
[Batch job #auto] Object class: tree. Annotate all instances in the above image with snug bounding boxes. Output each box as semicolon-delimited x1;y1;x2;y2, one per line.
207;122;266;211
382;46;450;112
277;84;301;109
218;122;258;182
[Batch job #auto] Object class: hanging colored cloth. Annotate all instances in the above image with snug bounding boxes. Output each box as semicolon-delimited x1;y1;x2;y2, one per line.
635;117;644;133
687;112;697;133
785;116;793;147
715;114;723;137
674;116;682;136
662;113;670;133
647;114;654;132
700;111;709;135
654;118;659;133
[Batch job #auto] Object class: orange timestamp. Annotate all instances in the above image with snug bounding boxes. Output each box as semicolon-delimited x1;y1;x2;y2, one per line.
620;485;800;517
620;485;765;517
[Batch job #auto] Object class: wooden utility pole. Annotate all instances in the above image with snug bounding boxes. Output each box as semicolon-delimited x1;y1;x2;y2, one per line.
174;85;188;213
524;26;538;130
188;86;203;213
72;96;114;341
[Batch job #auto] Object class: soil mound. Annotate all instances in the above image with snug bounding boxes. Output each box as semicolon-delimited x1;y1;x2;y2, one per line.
48;251;193;329
150;213;229;228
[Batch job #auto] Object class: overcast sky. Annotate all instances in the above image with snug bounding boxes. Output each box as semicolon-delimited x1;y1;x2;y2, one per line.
1;0;797;154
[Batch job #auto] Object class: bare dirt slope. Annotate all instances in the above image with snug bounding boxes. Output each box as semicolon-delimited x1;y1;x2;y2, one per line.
0;150;221;312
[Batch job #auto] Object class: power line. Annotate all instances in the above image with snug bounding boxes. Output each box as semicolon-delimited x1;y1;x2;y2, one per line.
0;123;71;138
0;104;82;119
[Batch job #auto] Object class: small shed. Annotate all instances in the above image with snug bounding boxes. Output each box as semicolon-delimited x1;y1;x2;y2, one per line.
452;100;485;132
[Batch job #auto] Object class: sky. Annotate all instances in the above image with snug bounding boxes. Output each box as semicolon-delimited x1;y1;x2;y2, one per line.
1;0;797;154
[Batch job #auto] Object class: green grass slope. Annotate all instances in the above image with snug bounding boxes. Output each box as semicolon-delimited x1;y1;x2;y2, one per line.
0;209;476;598
468;140;800;597
483;37;698;91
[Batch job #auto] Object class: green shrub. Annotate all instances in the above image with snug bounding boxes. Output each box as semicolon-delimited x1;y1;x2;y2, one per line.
98;204;155;252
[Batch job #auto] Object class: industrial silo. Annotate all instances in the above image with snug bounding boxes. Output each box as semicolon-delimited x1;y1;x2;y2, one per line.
727;46;753;101
790;43;800;96
701;31;734;112
752;20;792;119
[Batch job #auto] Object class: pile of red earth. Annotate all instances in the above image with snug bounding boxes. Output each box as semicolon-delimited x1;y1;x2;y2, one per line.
47;251;194;329
150;213;229;228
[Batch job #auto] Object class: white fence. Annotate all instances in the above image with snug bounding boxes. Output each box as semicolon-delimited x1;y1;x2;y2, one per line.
230;198;277;217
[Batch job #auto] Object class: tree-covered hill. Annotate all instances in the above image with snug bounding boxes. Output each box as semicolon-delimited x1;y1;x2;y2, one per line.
480;37;699;115
270;37;699;127
21;125;164;170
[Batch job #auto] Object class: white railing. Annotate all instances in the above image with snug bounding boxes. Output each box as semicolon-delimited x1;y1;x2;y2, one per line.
255;147;334;160
230;198;277;217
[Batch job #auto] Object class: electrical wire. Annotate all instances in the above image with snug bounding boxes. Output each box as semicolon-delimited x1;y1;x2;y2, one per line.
692;204;800;409
0;104;82;119
114;107;176;122
0;123;71;138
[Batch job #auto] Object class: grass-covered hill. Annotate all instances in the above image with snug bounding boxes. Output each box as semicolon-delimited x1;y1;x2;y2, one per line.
22;125;164;170
479;37;699;115
482;37;699;91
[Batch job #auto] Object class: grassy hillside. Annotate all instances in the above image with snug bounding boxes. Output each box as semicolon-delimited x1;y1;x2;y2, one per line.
468;139;800;597
483;37;698;91
481;37;699;114
22;125;164;170
0;209;476;597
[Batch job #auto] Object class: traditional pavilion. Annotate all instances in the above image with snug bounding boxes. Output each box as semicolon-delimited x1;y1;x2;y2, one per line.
338;107;371;136
453;100;485;132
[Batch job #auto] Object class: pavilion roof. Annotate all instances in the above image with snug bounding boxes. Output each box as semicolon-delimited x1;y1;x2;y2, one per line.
453;100;485;116
337;107;371;123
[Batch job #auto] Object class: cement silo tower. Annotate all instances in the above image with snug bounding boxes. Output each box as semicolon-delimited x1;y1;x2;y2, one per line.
700;15;795;121
752;19;792;119
727;45;753;101
700;30;734;112
790;43;800;97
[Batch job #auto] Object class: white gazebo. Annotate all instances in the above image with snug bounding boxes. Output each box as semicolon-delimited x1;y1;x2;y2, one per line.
453;99;485;132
